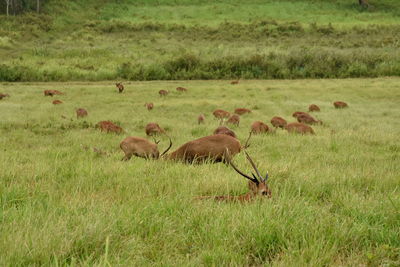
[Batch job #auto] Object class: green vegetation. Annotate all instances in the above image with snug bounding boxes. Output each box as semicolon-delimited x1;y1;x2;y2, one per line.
0;79;399;265
0;0;400;81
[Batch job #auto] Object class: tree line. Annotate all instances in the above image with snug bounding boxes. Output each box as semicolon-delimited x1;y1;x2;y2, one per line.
1;0;47;16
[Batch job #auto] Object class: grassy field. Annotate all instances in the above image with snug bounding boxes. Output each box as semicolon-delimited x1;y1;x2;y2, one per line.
1;0;400;81
0;78;399;265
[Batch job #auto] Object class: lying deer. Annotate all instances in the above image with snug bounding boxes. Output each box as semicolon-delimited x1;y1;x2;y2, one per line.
334;101;348;109
234;108;251;115
120;136;172;161
52;100;63;105
76;108;88;118
0;93;10;100
230;80;239;85
308;104;320;112
292;111;310;118
296;113;322;125
116;82;124;93
197;150;271;202
96;121;123;134
44;90;63;96
176;87;187;92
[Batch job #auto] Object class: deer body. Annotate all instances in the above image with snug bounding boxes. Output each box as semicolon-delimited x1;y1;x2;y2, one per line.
176;87;187;92
334;101;348;109
0;93;10;100
198;114;205;124
234;108;251;115
159;90;169;96
227;114;240;126
52;100;63;105
76;108;88;118
116;83;124;93
296;114;322;125
251;121;270;134
270;116;287;128
309;104;320;112
44;90;63;96
97;121;123;134
145;123;165;136
285;122;315;135
120;137;159;160
145;103;154;111
213;126;237;138
213;109;230;119
292;111;310;118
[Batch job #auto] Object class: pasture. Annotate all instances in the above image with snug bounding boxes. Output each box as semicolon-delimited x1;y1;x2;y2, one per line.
0;78;399;265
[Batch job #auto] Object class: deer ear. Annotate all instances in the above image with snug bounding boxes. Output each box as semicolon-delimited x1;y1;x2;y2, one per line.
265;173;269;181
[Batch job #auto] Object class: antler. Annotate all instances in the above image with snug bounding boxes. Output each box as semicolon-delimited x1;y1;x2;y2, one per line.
152;138;160;144
244;150;265;182
160;135;172;157
225;148;259;184
243;131;252;149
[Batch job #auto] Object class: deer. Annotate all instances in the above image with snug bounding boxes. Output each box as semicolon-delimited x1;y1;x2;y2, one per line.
0;93;10;100
144;103;154;111
230;80;239;85
234;108;251;115
116;82;124;93
52;100;63;105
176;87;187;92
213;109;231;120
296;113;322;125
44;90;63;96
251;121;271;134
197;150;271;202
308;104;320;112
120;136;172;161
292;111;310;118
159;90;169;97
334;101;348;109
145;122;165;136
76;108;88;118
227;114;240;126
285;122;315;135
96;121;123;134
213;126;237;138
198;114;205;124
270;116;287;129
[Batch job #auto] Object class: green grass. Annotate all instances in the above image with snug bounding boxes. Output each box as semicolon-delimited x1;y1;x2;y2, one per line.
0;78;399;265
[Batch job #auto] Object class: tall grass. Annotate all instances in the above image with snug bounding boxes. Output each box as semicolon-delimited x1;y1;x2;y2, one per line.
0;79;399;265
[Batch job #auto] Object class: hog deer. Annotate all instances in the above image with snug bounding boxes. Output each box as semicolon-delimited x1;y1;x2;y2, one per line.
213;109;230;120
285;122;315;135
198;114;205;124
167;134;242;164
227;114;240;126
96;121;123;134
176;87;187;92
251;121;271;134
145;103;154;111
309;104;320;112
52;100;63;105
270;116;287;129
296;113;322;125
292;111;310;118
145;122;165;136
334;101;348;109
120;136;172;161
234;108;251;115
230;80;239;85
213;126;237;138
197;150;271;202
116;82;124;93
76;108;88;118
44;90;63;96
159;90;169;97
0;93;10;100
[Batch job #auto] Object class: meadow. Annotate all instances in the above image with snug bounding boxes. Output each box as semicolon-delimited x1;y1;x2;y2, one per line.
0;78;399;266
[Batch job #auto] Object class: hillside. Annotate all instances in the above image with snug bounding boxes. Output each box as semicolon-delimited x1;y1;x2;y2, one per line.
1;0;399;81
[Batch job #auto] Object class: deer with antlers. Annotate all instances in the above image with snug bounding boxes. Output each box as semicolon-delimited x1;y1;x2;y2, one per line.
120;136;172;161
197;150;271;202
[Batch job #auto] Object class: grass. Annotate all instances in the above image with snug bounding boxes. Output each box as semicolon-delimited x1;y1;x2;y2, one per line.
0;78;399;265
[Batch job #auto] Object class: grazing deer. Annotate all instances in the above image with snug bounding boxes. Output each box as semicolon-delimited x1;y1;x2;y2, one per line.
230;80;239;85
213;126;237;138
159;90;169;97
197;150;271;202
227;114;240;126
120;136;172;161
144;103;154;111
296;113;322;125
52;100;63;105
176;87;187;92
234;108;251;115
167;134;242;163
76;108;88;118
198;114;205;124
44;90;63;96
96;121;123;134
308;104;320;112
251;121;271;134
0;93;10;100
116;82;124;93
285;122;315;135
270;116;287;129
292;111;310;118
145;122;165;136
213;109;231;120
334;101;348;109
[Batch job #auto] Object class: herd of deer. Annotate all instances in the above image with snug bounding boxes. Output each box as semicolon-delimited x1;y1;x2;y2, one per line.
0;82;349;202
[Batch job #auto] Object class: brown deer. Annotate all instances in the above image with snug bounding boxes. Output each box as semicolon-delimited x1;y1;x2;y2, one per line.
359;0;369;7
145;122;165;136
44;90;63;96
309;104;320;112
52;100;63;105
334;101;348;109
285;122;315;135
144;103;154;111
0;93;10;100
116;82;124;93
296;113;322;125
120;136;172;161
167;134;242;164
227;114;240;126
251;121;271;134
198;114;205;124
292;111;310;118
234;108;251;115
96;121;123;134
270;116;287;129
213;109;231;120
159;90;169;97
197;150;271;202
176;87;187;92
76;108;88;118
230;80;239;85
213;126;237;138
